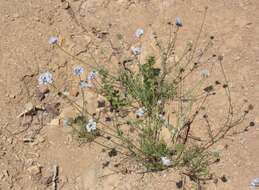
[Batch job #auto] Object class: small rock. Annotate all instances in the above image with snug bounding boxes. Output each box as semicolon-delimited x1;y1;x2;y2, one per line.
239;137;246;145
7;138;13;144
62;1;70;9
97;100;105;108
38;136;45;143
25;102;34;111
45;103;60;116
176;180;183;189
118;110;129;118
25;159;35;166
41;175;53;186
8;93;16;99
220;175;228;183
213;178;218;184
108;148;117;157
36;90;46;101
49;118;60;126
102;161;110;168
0;151;6;157
23;137;34;143
69;88;79;97
27;165;41;176
59;175;68;186
38;84;49;94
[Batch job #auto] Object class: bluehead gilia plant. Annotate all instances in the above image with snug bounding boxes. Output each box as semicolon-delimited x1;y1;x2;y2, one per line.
39;8;252;186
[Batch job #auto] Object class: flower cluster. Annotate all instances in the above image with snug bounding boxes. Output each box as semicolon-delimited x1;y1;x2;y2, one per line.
85;119;97;132
175;17;183;27
48;36;58;45
131;47;142;55
38;72;53;85
200;69;209;78
87;70;98;81
73;66;84;76
136;107;146;117
135;28;144;38
250;178;259;189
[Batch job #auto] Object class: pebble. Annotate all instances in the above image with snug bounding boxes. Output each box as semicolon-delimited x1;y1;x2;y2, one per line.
49;118;60;126
97;100;105;108
38;84;49;94
62;1;70;9
24;102;34;112
27;165;41;176
69;88;79;97
38;136;45;143
7;138;13;144
23;137;34;143
8;93;16;99
25;159;35;167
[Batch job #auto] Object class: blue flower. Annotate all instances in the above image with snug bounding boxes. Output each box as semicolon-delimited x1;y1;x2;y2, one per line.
73;66;84;76
85;119;97;132
131;47;142;55
48;36;58;45
175;17;183;27
38;72;53;85
250;178;259;189
200;69;209;78
135;28;144;38
87;71;97;81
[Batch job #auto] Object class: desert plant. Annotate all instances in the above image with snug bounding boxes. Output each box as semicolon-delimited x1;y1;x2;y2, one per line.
40;7;252;188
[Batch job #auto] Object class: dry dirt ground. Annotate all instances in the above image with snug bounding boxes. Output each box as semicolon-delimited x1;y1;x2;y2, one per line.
1;0;259;189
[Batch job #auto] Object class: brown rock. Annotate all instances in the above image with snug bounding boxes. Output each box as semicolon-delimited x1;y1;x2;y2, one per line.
38;84;49;94
49;118;60;127
62;1;70;9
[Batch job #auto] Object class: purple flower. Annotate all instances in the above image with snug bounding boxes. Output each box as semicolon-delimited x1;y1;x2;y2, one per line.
38;72;53;85
175;17;183;27
48;36;58;45
135;28;144;38
73;66;84;76
85;119;97;132
87;71;97;81
131;47;142;55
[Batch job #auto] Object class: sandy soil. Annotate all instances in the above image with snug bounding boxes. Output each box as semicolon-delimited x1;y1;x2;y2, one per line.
0;0;259;189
